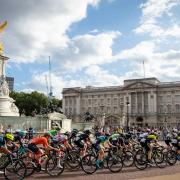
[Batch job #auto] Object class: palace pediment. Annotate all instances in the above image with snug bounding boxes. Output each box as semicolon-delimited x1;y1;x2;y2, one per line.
123;82;157;90
62;88;81;94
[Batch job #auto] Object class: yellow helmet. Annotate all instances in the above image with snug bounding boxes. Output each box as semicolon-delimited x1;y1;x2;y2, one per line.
5;133;14;141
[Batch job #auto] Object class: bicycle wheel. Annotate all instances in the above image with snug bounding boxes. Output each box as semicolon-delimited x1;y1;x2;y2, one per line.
122;151;134;167
4;159;27;180
21;156;36;177
45;156;64;177
107;155;123;173
166;150;177;166
134;150;147;170
81;154;97;174
66;151;81;169
153;149;166;168
0;154;9;169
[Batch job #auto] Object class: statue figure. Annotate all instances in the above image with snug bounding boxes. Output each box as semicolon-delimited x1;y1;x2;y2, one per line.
0;21;8;54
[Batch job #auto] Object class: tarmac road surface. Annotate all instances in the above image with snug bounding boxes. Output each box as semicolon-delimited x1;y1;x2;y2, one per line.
26;162;180;180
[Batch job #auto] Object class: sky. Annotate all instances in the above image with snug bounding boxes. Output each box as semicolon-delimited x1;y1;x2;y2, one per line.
0;0;180;99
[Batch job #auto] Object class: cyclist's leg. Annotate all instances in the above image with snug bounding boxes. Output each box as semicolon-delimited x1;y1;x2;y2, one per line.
147;143;153;162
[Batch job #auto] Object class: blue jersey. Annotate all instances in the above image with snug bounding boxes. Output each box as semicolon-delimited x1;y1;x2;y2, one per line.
97;135;107;144
0;136;5;147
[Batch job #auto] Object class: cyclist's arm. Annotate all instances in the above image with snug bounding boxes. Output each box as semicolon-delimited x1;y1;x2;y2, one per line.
47;144;60;152
0;147;12;154
107;140;115;148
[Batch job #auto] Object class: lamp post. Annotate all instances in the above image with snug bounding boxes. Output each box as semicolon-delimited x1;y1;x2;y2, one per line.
164;105;167;129
126;99;130;132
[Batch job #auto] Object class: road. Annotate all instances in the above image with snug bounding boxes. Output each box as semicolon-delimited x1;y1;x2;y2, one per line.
0;158;179;179
27;162;180;180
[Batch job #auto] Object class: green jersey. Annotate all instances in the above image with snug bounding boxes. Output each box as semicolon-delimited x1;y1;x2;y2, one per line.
110;134;119;140
48;130;57;136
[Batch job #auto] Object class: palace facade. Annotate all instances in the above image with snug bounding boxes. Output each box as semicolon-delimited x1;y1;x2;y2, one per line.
62;78;180;127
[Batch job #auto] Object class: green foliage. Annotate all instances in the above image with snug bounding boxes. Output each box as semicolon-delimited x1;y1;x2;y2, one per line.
10;91;62;116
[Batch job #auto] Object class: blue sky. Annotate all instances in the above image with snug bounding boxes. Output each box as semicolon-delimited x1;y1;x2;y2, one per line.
0;0;180;98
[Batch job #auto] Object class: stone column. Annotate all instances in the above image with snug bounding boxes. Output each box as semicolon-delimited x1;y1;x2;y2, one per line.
136;92;138;114
76;93;81;115
142;92;144;114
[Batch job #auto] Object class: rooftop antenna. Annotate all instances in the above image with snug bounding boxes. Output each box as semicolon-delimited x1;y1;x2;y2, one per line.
49;56;53;98
142;60;146;79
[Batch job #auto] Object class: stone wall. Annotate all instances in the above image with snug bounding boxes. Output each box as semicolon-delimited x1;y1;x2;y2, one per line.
0;116;48;132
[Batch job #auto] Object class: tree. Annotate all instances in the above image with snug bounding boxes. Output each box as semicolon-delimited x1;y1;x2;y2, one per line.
10;91;62;116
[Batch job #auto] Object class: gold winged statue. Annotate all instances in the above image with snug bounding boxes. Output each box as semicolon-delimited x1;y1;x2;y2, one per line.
0;21;8;54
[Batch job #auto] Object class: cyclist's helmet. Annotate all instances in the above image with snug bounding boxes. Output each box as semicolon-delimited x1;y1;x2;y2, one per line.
5;133;14;141
64;131;70;136
72;129;79;134
55;127;61;131
44;132;52;138
19;131;27;138
5;129;11;134
125;133;131;139
84;129;91;135
95;131;101;138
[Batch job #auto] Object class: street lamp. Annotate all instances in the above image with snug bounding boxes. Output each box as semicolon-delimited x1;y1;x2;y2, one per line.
126;98;130;132
164;105;167;129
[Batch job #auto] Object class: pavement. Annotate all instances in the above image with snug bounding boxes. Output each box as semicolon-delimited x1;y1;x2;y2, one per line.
25;162;180;180
133;173;180;180
0;164;179;180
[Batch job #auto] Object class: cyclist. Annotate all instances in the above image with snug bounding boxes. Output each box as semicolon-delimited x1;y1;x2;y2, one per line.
109;133;120;146
176;131;180;160
164;130;172;150
93;134;114;168
48;127;61;137
68;129;79;145
74;129;92;157
14;130;27;147
52;132;72;150
0;133;14;155
28;132;62;168
145;131;159;164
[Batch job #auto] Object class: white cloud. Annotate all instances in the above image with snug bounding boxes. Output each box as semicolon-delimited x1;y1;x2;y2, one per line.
61;31;121;71
24;71;86;98
114;40;180;81
1;0;101;63
85;65;124;86
134;0;180;38
115;41;155;60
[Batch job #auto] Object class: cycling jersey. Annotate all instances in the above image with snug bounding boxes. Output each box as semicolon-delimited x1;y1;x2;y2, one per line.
48;130;57;137
110;134;119;141
14;134;23;146
76;133;89;142
53;134;67;143
0;137;5;147
74;133;90;149
30;137;49;148
97;135;107;144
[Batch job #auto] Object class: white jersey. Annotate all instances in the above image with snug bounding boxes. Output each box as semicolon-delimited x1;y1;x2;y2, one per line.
139;133;148;143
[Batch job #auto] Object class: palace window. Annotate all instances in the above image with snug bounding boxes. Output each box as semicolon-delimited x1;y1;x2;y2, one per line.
175;104;180;113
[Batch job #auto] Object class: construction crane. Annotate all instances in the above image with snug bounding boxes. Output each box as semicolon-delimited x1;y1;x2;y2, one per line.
45;75;49;96
44;56;55;113
48;56;53;99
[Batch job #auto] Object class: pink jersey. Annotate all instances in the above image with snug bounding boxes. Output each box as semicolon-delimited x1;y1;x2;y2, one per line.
53;134;67;143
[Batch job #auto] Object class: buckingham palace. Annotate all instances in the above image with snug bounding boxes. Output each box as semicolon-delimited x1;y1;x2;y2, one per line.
62;77;180;128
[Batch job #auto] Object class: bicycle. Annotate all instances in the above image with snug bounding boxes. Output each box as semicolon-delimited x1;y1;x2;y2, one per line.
0;153;27;180
81;147;123;174
45;149;65;177
134;146;165;170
